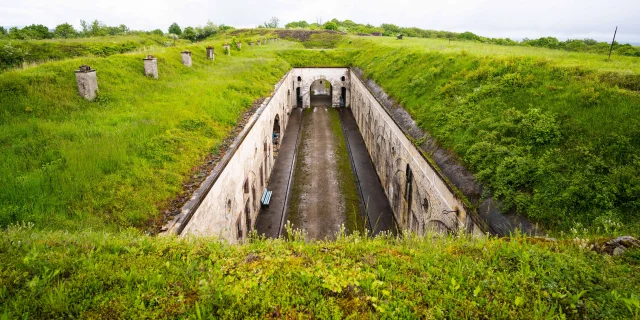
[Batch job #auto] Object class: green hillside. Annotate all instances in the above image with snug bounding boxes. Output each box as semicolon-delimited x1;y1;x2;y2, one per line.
342;36;640;233
1;31;639;318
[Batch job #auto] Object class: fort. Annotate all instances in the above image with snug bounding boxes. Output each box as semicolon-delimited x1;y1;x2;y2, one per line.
162;68;484;242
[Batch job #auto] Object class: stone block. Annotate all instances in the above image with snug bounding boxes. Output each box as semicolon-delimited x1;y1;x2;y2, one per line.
75;65;98;101
143;55;158;79
181;50;192;67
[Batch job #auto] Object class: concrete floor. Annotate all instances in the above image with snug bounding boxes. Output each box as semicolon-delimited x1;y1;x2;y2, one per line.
286;105;346;240
256;101;396;239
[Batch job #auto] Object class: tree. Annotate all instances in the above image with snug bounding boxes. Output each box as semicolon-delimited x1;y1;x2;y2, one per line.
15;24;52;39
54;23;77;38
285;21;309;29
324;22;338;31
150;29;164;36
182;27;196;41
0;26;7;37
168;22;181;35
263;17;279;28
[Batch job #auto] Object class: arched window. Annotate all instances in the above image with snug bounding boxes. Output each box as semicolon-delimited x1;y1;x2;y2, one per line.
341;76;346;81
297;76;301;82
422;198;429;212
405;165;414;224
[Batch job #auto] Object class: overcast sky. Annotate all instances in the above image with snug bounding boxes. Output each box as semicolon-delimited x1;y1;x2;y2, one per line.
1;0;639;43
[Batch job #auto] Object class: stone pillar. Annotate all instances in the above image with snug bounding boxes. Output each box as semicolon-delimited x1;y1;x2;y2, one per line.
143;55;158;79
236;42;242;50
249;41;254;47
206;46;215;60
75;65;98;101
181;51;192;67
223;44;231;56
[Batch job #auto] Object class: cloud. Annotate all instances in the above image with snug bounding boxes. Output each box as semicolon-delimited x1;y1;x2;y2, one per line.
1;0;638;43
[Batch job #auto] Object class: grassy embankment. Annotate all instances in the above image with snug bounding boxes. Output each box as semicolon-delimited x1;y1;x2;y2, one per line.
0;35;175;71
2;225;639;319
342;36;640;234
1;33;640;318
0;39;302;231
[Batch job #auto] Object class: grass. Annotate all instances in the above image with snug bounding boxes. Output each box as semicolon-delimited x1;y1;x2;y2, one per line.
343;37;640;234
355;36;640;75
329;108;366;233
1;224;639;319
1;32;640;319
0;35;175;71
0;39;298;231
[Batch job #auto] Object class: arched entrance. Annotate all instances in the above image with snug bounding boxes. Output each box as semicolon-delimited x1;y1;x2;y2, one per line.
310;79;332;107
272;114;281;153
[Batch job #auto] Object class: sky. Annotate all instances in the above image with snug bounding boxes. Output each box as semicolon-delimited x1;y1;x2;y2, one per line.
1;0;639;44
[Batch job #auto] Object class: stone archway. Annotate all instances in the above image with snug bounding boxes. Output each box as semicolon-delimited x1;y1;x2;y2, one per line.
298;72;349;108
309;78;332;107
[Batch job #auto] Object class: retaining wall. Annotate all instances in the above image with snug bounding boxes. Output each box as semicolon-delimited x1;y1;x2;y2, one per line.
163;71;297;242
349;70;484;235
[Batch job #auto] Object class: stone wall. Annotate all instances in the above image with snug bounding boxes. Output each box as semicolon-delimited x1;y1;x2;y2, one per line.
293;68;350;108
164;71;297;243
349;70;484;235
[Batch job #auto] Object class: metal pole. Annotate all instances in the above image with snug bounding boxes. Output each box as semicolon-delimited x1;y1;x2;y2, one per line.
608;26;618;60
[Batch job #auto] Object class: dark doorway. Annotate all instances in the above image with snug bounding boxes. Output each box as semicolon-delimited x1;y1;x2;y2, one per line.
273;114;281;153
340;87;347;107
310;79;332;107
296;87;302;108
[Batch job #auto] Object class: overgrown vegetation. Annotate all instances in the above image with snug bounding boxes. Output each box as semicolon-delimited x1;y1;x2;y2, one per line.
0;35;173;71
343;37;640;233
329;108;365;233
1;25;640;319
284;18;640;57
0;39;296;230
1;224;639;318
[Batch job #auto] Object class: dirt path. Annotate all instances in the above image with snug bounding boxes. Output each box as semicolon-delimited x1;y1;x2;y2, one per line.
287;106;346;240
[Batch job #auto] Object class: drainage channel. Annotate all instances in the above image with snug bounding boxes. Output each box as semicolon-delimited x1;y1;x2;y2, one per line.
255;108;304;238
337;108;398;236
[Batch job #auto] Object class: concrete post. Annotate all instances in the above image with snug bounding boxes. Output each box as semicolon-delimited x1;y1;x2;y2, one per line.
206;46;215;60
236;42;242;50
223;44;231;56
181;51;192;67
75;65;98;101
143;55;158;79
249;41;254;47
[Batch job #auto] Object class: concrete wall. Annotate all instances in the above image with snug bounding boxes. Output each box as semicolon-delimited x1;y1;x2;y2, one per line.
164;71;297;243
349;70;482;235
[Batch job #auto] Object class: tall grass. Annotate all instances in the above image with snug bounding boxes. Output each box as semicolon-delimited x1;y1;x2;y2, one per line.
1;225;638;318
345;37;640;233
0;35;175;71
0;40;298;230
354;36;640;74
